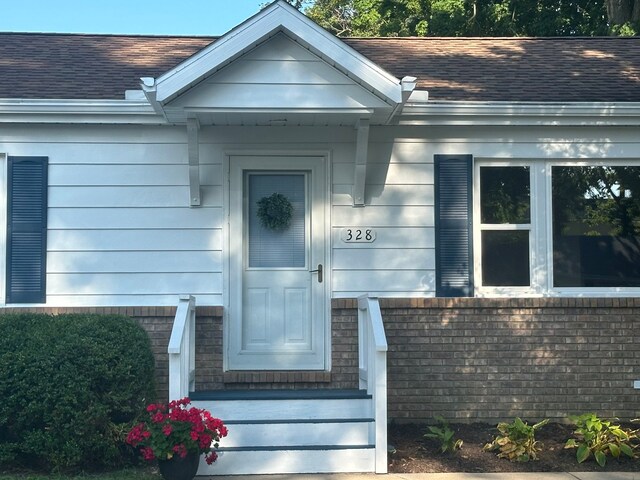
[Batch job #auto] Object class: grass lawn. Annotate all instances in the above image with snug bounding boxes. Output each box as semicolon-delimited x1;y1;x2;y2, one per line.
0;467;159;480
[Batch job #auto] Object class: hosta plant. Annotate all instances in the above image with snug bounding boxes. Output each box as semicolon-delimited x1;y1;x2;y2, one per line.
484;417;549;462
564;413;639;467
424;416;463;453
126;397;228;465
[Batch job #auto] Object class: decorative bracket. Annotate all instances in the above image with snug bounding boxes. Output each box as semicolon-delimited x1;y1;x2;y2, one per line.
140;77;168;120
187;117;201;207
352;118;370;207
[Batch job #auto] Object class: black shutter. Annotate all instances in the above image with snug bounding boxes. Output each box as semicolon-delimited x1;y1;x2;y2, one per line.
434;154;473;297
7;156;48;303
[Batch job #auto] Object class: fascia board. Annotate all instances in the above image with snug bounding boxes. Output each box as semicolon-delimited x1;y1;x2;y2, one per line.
399;101;640;126
155;2;402;105
0;99;163;124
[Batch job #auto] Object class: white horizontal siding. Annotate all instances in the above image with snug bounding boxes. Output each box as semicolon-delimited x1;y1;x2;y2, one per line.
48;207;222;229
45;294;222;307
49;164;222;186
47;273;220;295
49;186;222;207
48;229;221;251
333;184;433;206
3;122;638;306
333;249;434;270
47;251;221;273
333;162;434;185
332;206;433;227
332;270;436;293
170;33;388;110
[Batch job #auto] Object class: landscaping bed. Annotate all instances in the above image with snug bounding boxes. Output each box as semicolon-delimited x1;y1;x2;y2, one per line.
388;422;640;473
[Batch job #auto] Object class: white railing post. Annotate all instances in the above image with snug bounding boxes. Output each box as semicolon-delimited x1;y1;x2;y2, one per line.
168;295;196;400
357;294;388;474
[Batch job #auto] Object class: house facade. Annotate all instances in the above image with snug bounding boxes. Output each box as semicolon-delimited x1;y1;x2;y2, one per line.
1;1;639;474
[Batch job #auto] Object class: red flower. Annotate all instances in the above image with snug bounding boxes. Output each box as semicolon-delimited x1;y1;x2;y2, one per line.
141;447;155;461
126;397;226;465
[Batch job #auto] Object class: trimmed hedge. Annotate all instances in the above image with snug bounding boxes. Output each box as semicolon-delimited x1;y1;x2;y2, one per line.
0;313;156;471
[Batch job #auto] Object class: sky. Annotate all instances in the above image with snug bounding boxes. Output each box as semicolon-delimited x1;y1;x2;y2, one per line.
0;0;268;36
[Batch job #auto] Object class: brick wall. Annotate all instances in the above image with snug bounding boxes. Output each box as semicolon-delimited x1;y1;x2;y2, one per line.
341;297;640;423
7;298;637;422
195;306;359;391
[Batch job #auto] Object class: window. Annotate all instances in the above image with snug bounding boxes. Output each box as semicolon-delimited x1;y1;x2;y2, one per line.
552;166;640;288
479;166;531;287
475;160;640;295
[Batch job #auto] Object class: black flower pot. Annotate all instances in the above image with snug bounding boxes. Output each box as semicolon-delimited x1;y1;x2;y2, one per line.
157;452;201;480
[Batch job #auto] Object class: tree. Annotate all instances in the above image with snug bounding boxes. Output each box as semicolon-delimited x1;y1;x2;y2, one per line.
305;0;385;36
289;0;636;36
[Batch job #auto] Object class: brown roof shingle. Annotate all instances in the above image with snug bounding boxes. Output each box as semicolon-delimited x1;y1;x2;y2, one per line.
0;33;639;102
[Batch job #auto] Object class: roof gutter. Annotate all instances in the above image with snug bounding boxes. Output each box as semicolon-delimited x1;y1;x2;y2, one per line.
399;101;640;126
0;98;163;124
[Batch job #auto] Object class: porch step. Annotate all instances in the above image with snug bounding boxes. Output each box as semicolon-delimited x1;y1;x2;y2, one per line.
191;389;375;475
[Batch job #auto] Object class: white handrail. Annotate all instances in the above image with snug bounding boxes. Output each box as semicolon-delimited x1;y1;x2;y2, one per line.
168;295;196;400
357;294;388;474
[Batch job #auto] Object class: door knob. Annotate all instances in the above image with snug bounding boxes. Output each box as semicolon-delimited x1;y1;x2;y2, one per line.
310;264;323;283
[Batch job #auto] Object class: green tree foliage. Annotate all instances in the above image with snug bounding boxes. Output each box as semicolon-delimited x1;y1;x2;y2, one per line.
282;0;637;36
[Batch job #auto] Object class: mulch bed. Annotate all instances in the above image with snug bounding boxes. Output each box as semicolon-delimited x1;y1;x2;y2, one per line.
388;422;640;473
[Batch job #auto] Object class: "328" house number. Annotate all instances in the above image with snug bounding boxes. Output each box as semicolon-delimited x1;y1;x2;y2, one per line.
341;228;376;243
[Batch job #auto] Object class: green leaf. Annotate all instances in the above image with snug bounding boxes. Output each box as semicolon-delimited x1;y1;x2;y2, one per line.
608;443;620;458
619;443;634;458
564;439;577;449
576;444;591;463
594;450;606;467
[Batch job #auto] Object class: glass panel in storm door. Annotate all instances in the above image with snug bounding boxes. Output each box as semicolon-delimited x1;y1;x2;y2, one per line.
248;173;306;268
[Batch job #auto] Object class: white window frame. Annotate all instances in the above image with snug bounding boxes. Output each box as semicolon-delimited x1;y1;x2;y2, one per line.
475;157;640;297
474;159;541;296
546;159;640;297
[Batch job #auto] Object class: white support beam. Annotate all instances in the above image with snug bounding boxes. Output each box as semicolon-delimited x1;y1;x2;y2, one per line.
187;117;201;207
352;118;370;207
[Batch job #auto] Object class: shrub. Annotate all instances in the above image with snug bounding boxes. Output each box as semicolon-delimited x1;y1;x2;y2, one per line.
564;413;639;467
424;416;463;453
0;313;156;471
483;417;549;462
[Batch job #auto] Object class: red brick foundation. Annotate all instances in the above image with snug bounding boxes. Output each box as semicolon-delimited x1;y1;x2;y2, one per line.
333;297;640;422
5;297;638;421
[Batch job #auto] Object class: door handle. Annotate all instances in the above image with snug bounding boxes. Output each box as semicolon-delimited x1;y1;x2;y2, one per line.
310;264;323;283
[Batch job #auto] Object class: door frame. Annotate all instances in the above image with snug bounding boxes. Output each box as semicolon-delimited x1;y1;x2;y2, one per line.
223;151;332;372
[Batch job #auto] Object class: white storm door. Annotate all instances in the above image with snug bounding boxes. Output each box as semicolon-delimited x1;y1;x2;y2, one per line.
228;156;326;370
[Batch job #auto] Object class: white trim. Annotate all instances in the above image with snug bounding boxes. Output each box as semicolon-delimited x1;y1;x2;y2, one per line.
154;1;402;106
0;99;162;124
0;153;6;305
187;118;201;206
474;157;640;297
400;101;640;126
3;97;640;127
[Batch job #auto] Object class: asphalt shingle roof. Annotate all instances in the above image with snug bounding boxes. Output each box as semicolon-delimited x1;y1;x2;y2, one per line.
0;33;639;102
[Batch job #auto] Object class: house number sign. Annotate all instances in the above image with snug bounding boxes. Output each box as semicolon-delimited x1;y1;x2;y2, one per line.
341;228;376;243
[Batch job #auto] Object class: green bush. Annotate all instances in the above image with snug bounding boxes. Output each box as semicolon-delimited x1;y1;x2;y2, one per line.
565;413;639;467
484;417;549;462
0;313;156;472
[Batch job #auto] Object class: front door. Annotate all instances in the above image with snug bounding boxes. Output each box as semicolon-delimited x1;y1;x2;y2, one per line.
228;156;327;370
